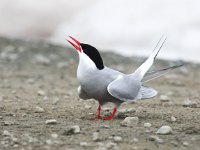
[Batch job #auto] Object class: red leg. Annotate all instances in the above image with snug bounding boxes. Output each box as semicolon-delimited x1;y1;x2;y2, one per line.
103;107;117;120
95;104;101;119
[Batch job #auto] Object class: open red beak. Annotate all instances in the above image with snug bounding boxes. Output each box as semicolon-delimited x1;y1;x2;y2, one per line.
66;36;82;52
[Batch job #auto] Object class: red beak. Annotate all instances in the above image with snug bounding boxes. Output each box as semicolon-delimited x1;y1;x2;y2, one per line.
66;36;82;52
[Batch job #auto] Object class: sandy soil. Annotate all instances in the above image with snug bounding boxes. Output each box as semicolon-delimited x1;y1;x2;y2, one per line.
0;37;200;150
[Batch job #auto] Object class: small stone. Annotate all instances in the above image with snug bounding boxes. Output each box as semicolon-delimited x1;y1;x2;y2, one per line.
27;78;35;84
183;141;189;146
53;97;59;104
113;136;122;142
43;96;48;100
85;105;92;109
35;106;45;113
131;138;139;143
127;108;136;113
183;99;192;107
171;141;178;146
144;123;151;128
46;139;53;145
99;125;110;129
149;135;164;144
63;125;80;135
57;62;68;68
106;142;117;149
0;116;3;119
51;133;58;138
37;90;45;96
34;54;50;65
171;116;176;122
3;130;11;136
80;142;88;147
120;117;139;127
92;132;100;141
160;95;170;102
45;119;57;125
156;126;172;135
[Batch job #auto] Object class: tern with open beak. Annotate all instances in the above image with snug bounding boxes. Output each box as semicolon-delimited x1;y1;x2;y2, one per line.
67;35;183;120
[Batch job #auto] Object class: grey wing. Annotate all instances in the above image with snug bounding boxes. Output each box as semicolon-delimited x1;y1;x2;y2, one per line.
78;86;91;100
107;75;141;101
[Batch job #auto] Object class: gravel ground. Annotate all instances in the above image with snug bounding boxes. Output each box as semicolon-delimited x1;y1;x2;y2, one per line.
0;37;200;150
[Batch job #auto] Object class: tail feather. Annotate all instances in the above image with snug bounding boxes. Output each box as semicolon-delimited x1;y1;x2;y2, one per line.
142;64;184;83
132;35;167;80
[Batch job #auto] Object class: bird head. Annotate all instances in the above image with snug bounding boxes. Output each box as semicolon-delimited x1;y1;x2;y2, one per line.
67;36;104;70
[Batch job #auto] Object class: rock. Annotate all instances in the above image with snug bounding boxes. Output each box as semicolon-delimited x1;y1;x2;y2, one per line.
160;95;170;102
43;96;48;101
113;136;122;142
106;142;117;149
45;119;57;125
0;116;3;119
53;97;59;105
92;132;100;141
183;141;189;146
57;62;68;68
26;78;35;84
99;125;110;129
51;133;58;138
131;138;139;143
37;90;45;96
120;117;139;127
85;105;92;109
35;106;45;113
80;141;88;147
171;116;177;122
34;54;50;65
3;130;11;136
127;108;136;113
183;99;197;108
148;135;164;144
63;125;80;135
156;126;172;135
144;123;151;128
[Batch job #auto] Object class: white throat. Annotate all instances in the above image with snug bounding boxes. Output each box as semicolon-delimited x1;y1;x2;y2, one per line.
77;52;97;81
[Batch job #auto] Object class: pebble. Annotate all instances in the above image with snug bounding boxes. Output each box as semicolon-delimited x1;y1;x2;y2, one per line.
3;130;11;136
43;96;48;101
149;135;164;144
127;108;136;113
183;99;197;108
99;125;110;129
51;133;58;138
144;123;151;128
85;105;92;109
156;126;172;135
120;117;139;127
80;142;88;147
63;125;80;135
45;119;57;125
57;62;68;68
113;136;122;142
92;132;100;141
171;116;177;122
35;106;45;113
160;95;170;102
26;78;35;84
0;116;3;119
183;141;189;146
34;54;51;65
106;142;117;149
37;90;45;96
53;97;59;104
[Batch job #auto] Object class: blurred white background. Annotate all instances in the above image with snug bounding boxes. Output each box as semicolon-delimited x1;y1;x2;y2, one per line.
0;0;200;63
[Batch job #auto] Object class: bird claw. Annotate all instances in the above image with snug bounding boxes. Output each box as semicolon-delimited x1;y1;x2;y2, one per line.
95;115;102;119
103;116;114;120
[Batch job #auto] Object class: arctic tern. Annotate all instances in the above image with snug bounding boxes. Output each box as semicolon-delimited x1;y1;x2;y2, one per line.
67;35;183;120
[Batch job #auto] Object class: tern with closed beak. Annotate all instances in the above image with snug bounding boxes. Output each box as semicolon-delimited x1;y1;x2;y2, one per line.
67;35;183;120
